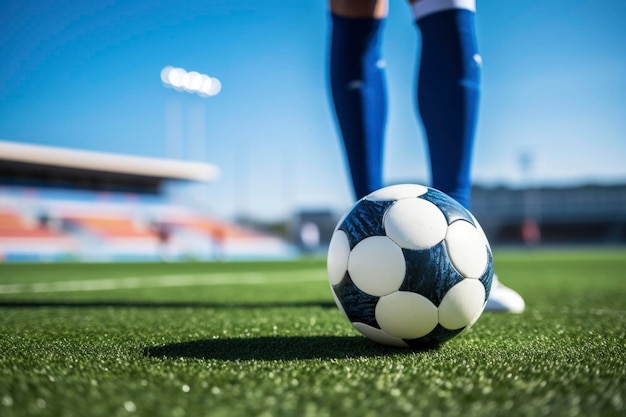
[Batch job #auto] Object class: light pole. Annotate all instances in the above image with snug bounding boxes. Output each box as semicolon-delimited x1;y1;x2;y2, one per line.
518;150;541;246
161;65;222;161
161;66;222;207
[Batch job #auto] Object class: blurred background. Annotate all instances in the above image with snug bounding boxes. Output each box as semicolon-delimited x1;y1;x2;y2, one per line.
1;0;625;262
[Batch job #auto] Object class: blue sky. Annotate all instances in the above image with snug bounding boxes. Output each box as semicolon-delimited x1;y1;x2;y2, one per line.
1;0;625;220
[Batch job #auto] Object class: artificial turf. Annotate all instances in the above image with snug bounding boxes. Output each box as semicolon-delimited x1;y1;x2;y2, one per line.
0;250;624;417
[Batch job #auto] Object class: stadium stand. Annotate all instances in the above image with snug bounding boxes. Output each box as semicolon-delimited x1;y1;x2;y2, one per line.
471;184;626;246
0;140;294;262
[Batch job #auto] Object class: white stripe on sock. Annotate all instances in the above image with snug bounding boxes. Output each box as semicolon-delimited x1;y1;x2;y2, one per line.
411;0;476;20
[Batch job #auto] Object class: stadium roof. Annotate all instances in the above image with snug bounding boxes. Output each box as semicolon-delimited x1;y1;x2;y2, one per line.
0;140;220;193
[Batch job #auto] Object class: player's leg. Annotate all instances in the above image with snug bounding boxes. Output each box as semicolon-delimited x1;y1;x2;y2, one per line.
329;0;388;200
410;0;525;313
411;0;479;210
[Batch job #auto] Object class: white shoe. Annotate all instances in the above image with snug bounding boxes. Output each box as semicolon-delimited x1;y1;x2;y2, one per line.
485;275;525;313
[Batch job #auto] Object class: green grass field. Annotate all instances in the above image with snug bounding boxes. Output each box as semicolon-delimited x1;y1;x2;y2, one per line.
0;250;624;417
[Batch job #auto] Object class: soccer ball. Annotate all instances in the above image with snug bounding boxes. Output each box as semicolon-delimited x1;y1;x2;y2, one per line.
327;184;493;348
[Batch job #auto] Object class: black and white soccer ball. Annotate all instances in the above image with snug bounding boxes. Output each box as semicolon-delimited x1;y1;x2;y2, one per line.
327;184;493;348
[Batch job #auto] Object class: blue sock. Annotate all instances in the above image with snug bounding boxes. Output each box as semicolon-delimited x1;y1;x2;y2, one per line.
416;9;481;209
330;13;387;200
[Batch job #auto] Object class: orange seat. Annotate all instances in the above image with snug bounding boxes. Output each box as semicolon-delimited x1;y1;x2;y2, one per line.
0;210;63;238
66;216;158;239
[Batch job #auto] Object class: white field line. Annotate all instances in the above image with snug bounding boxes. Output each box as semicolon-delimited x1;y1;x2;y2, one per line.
0;271;327;295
